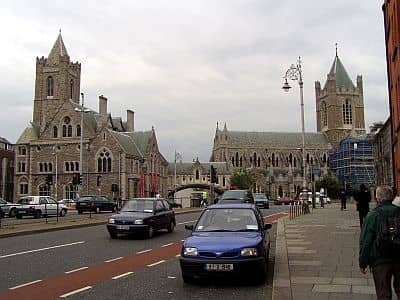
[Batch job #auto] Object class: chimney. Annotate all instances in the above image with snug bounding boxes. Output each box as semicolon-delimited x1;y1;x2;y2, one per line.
127;110;135;132
99;95;108;116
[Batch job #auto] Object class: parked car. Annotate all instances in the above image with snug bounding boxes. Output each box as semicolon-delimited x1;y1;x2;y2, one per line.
58;199;76;208
107;198;176;239
0;198;21;217
253;193;269;209
274;197;300;205
15;196;68;219
180;203;271;284
0;207;4;218
76;195;116;214
218;190;254;204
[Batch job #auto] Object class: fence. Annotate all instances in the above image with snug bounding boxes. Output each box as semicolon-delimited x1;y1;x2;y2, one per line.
288;201;311;220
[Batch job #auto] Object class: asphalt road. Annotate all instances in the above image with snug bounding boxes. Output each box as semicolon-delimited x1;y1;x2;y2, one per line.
0;205;288;300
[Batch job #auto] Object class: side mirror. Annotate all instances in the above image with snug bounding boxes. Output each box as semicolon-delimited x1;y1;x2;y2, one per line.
185;224;194;231
264;223;272;230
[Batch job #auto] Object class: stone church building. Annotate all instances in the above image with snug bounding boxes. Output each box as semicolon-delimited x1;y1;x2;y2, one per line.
14;33;168;201
211;53;365;199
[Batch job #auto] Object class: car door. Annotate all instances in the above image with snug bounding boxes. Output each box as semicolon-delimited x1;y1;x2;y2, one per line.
154;200;168;230
39;197;51;215
47;198;58;215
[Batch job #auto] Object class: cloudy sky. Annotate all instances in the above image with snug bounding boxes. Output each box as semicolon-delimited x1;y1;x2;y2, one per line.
0;1;388;162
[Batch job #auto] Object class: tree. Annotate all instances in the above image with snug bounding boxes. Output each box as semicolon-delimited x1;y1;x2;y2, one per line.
230;168;252;189
315;172;340;199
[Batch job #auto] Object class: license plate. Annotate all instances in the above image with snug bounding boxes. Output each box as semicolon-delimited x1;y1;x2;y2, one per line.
117;225;130;230
205;263;233;271
18;210;26;214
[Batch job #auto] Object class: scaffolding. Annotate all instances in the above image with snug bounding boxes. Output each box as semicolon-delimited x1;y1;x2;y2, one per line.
330;135;375;185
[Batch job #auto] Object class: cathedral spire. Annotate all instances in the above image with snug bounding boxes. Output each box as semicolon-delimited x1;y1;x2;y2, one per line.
326;53;355;90
48;32;69;62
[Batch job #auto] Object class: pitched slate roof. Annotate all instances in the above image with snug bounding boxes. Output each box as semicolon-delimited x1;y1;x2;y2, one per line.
226;131;329;148
16;127;38;144
326;55;355;90
108;131;153;158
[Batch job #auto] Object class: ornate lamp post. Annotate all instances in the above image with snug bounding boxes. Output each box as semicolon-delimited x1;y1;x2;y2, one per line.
282;56;306;190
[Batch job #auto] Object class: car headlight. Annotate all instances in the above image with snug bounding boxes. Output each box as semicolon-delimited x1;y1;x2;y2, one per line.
134;219;144;225
183;247;198;256
108;218;115;224
241;248;258;256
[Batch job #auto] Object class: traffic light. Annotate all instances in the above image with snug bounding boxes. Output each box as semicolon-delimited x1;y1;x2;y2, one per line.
72;172;79;185
210;165;217;183
46;175;53;186
78;174;83;186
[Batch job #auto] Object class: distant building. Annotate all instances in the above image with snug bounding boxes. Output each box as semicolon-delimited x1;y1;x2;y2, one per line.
382;1;400;191
330;135;375;186
14;33;168;200
0;137;14;201
315;53;366;146
374;118;393;187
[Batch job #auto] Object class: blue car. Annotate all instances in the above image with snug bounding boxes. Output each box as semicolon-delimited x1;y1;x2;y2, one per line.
253;193;269;209
180;203;271;284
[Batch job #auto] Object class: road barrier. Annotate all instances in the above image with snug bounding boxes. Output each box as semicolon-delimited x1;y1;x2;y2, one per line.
289;201;311;220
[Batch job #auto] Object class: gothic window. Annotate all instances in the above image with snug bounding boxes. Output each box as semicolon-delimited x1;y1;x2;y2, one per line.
65;184;78;200
276;157;279;167
39;184;50;196
253;153;257;167
272;153;275;167
18;146;26;155
321;102;327;127
70;79;74;100
18;161;26;172
20;182;28;195
67;125;72;137
65;162;69;172
39;163;43;172
44;163;48;172
53;126;58;138
323;153;327;163
257;157;260;167
195;170;199;180
62;117;72;137
240;157;243;167
231;157;234;166
306;153;310;164
47;76;54;97
76;125;81;137
97;149;112;173
75;162;79;171
294;157;297;167
289;153;293;166
49;163;52;172
343;99;353;125
235;152;239;167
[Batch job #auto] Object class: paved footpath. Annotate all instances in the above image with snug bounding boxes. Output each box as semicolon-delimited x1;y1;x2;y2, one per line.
273;203;379;300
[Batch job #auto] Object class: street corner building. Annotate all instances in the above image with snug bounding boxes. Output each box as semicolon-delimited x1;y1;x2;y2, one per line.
13;33;169;201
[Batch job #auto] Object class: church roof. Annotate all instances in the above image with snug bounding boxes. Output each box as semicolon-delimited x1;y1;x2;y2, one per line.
326;55;355;90
48;33;69;62
109;131;153;158
226;131;329;148
16;127;38;144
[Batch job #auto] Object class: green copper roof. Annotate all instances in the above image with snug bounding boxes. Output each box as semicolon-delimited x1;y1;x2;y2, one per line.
226;131;329;148
327;55;355;90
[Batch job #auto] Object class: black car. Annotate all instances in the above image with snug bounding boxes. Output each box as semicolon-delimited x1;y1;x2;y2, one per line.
107;198;176;239
76;196;116;214
218;190;254;204
0;207;4;219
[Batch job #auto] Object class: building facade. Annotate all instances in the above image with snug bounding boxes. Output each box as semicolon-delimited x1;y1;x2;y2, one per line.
330;135;375;186
14;34;168;201
383;0;400;192
0;137;14;201
315;53;366;146
211;123;331;199
374;118;393;187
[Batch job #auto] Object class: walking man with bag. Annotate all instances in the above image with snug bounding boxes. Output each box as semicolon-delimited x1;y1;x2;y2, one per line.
354;184;371;228
359;185;400;299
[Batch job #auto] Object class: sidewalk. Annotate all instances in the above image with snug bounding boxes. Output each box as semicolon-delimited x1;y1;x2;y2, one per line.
0;207;202;238
273;203;377;300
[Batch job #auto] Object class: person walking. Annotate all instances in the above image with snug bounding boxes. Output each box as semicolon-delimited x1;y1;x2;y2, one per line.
359;186;400;299
339;186;347;210
354;184;371;228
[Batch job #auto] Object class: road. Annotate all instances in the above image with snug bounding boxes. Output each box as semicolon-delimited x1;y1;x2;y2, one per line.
0;205;288;300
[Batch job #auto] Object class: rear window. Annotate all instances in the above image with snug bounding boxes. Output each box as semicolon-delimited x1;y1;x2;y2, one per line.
78;197;95;202
221;190;246;200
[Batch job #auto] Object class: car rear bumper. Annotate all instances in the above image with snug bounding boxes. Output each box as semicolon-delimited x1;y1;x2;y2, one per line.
107;224;149;234
179;256;266;278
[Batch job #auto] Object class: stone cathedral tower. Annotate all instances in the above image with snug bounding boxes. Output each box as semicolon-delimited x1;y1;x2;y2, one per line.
33;32;81;136
315;53;366;146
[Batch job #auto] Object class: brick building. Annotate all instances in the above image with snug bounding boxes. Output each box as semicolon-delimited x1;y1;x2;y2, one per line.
0;137;14;201
14;33;168;201
383;0;400;191
374;118;393;187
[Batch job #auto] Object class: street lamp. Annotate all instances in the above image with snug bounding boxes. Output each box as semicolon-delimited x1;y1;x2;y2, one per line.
52;145;60;201
173;150;182;202
282;56;306;190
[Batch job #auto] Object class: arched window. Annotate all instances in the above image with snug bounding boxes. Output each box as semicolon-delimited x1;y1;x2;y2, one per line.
98;149;112;172
65;162;70;172
323;153;327;163
278;186;283;197
39;184;50;196
231;157;234;166
76;125;81;137
343;99;353;125
294;157;297;167
67;125;72;137
253;153;257;167
321;101;327;127
65;184;78;200
257;157;260;167
75;162;79;171
240;157;243;167
272;153;275;167
39;163;43;172
62;117;72;137
70;79;74;100
276;157;279;167
44;163;48;172
195;170;199;180
47;76;54;97
235;152;239;167
49;163;52;172
53;126;58;138
70;162;74;171
289;153;293;166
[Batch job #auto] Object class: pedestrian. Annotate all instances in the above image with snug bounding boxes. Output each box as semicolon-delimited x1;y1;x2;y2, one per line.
359;185;400;299
320;188;325;208
339;186;347;210
354;184;371;228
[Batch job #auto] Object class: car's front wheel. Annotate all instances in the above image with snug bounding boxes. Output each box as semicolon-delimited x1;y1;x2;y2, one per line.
59;209;67;217
9;208;16;218
167;220;175;233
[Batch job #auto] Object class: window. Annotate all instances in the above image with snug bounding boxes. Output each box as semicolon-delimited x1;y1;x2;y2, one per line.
321;102;327;127
20;183;28;195
97;149;112;172
18;161;26;172
76;125;81;137
343;99;353;125
18;146;26;155
39;163;43;172
235;152;239;167
70;79;74;100
65;184;78;200
62;117;72;137
195;170;199;180
47;76;54;97
39;184;50;196
53;126;58;138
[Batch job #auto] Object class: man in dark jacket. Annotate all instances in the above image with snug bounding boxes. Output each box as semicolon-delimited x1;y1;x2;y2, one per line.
354;184;371;228
339;186;347;210
359;185;400;299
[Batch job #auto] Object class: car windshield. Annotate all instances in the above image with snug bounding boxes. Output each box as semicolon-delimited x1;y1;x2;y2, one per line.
253;194;267;199
221;190;246;200
121;199;154;213
195;208;259;232
18;198;32;204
